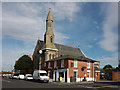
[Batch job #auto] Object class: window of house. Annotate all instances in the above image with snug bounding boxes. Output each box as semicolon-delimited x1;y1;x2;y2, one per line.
48;71;51;78
48;62;51;68
74;72;76;77
87;62;90;68
54;61;57;68
96;73;98;76
87;72;90;78
49;54;51;60
52;54;54;59
71;63;73;67
74;60;77;68
50;36;53;43
61;60;64;68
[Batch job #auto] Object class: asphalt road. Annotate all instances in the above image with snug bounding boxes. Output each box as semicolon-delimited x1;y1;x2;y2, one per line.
1;78;120;90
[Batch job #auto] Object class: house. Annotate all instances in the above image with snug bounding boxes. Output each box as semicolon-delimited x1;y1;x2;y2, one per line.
46;55;97;83
33;8;100;83
94;61;100;68
112;69;120;81
100;68;119;80
94;67;100;81
28;55;33;61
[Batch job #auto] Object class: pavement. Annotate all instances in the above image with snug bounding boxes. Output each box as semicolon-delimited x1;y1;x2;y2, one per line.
1;77;120;90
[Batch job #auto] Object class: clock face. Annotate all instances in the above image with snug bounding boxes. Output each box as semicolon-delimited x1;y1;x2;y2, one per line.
39;50;42;54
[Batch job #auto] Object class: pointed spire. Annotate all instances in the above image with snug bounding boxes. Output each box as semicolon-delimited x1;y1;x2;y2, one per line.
46;8;53;21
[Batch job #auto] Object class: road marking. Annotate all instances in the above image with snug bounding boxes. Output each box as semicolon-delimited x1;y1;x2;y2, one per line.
2;79;11;83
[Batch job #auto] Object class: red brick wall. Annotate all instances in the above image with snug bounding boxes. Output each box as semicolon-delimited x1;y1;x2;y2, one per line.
46;60;68;79
95;72;100;80
90;62;94;78
68;60;77;78
78;61;87;78
46;60;95;80
112;71;120;81
68;60;88;78
68;60;95;79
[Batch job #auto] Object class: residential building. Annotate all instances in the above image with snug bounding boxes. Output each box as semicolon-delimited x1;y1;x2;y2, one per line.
112;70;120;81
46;55;97;83
94;61;100;68
28;55;33;61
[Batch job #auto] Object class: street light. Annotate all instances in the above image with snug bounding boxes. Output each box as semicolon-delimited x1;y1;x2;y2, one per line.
39;50;42;54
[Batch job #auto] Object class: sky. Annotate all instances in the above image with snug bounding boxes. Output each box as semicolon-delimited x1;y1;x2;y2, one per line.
1;2;118;71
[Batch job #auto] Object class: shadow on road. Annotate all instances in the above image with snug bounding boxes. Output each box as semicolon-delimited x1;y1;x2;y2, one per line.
95;81;120;85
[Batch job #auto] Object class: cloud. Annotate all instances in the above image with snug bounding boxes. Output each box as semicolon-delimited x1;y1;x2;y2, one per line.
2;2;80;44
0;3;2;71
2;48;34;71
44;2;80;22
93;21;98;25
98;3;118;52
2;2;81;70
93;21;99;30
97;53;118;68
87;45;93;48
93;38;97;41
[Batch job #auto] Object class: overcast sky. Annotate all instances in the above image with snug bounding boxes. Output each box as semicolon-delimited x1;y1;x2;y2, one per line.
1;2;118;71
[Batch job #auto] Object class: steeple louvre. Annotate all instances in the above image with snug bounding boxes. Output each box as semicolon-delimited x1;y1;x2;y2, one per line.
46;8;53;22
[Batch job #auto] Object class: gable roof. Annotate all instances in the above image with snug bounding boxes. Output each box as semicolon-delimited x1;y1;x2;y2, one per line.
46;55;97;62
33;40;85;58
54;43;85;57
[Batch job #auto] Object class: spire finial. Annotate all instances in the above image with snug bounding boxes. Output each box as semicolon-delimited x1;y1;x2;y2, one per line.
46;8;53;21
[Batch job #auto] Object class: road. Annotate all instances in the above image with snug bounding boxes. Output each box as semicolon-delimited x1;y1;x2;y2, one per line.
1;78;120;90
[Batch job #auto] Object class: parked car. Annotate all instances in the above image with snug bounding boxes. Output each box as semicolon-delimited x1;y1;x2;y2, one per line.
25;74;33;80
33;70;49;83
9;74;14;79
12;74;19;79
17;74;25;80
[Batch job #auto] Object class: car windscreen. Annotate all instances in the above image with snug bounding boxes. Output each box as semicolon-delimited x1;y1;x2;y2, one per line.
27;75;32;77
14;74;19;76
39;73;47;76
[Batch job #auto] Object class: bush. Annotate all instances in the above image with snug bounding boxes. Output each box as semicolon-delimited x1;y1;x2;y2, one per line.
70;76;76;82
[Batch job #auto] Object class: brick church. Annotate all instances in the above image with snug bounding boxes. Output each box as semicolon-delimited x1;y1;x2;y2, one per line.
33;9;100;83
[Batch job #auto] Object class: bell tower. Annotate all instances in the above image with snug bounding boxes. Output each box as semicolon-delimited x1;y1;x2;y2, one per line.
41;8;58;69
44;8;55;47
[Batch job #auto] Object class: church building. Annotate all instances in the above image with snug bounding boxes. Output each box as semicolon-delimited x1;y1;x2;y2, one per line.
33;8;100;83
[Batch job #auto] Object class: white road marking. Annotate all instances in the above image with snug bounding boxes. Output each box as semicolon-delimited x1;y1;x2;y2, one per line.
2;79;11;83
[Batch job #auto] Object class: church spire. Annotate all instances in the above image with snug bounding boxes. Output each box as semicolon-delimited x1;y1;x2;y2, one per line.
42;8;57;50
46;8;53;22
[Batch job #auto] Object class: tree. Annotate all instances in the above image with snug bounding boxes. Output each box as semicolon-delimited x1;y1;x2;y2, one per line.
103;64;113;69
14;55;33;71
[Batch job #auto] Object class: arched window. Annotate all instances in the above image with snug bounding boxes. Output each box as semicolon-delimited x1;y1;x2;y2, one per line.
49;54;51;60
52;54;54;59
50;36;53;43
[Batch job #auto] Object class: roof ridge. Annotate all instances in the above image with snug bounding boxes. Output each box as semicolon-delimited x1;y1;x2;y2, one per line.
38;39;79;49
55;43;79;49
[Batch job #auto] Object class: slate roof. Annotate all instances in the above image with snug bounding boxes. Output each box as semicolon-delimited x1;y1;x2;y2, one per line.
54;43;85;57
33;40;85;58
33;40;98;62
46;55;97;62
